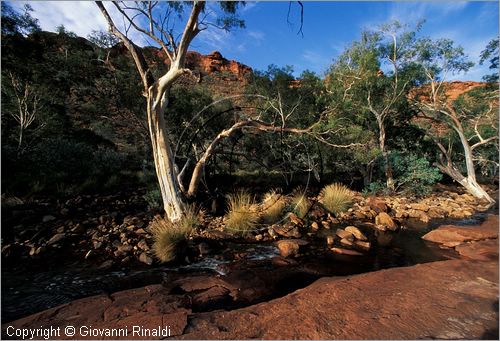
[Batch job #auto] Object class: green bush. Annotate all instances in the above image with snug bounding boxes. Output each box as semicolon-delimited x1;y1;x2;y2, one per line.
391;152;442;196
320;183;354;215
143;188;162;210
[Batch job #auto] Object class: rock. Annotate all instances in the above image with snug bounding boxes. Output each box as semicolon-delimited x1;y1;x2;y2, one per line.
117;244;133;253
56;226;65;234
366;197;388;213
375;212;397;231
276;240;299;258
288;212;304;226
326;235;335;246
276;239;308;258
255;234;263;241
321;221;331;229
354;211;367;219
272;223;301;238
422;215;498;246
46;233;65;246
410;203;429;212
308;204;327;220
427;207;448;219
98;259;114;270
71;224;84;234
335;228;354;241
340;238;354;248
331;247;364;256
139;253;153;265
354;240;371;251
137;239;149;251
93;241;102;249
345;226;367;241
271;256;299;267
455;239;498;261
42;215;56;223
310;222;319;231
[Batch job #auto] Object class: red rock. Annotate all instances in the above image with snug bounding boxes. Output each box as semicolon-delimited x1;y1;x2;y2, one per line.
366;197;388;213
375;212;397;230
455;239;499;261
330;247;364;256
422;215;498;246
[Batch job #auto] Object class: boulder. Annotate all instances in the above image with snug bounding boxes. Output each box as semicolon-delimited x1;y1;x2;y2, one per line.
139;252;153;265
335;228;354;240
345;226;367;241
366;197;388;213
275;239;308;258
46;233;65;246
410;203;429;212
375;212;397;230
422;215;498;246
330;247;364;256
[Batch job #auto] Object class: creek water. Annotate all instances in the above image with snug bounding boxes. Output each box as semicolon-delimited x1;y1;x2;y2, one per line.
1;211;492;323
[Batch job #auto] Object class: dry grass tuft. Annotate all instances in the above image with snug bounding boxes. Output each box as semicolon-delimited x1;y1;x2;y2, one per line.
290;187;312;219
260;189;288;224
320;183;354;215
150;204;200;263
224;190;259;236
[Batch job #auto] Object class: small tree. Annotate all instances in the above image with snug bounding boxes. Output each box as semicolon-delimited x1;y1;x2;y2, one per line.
96;1;245;221
412;37;497;203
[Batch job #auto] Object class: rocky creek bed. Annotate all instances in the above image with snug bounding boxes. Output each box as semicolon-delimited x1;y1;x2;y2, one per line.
1;185;498;339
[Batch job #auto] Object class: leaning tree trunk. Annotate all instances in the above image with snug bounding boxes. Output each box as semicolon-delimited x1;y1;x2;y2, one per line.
147;94;185;221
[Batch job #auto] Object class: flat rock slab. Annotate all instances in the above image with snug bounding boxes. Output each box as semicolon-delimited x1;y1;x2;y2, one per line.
180;259;498;340
3;258;498;340
455;239;499;261
422;214;498;245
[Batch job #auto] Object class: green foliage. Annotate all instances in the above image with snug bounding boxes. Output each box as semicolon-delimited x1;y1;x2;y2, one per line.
260;189;288;224
1;3;40;36
479;38;499;82
320;183;354;215
391;153;442;196
224;190;259;236
150;210;198;263
143;188;162;211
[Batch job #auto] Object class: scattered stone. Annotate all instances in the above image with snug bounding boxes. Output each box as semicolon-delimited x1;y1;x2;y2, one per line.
98;259;114;270
139;253;153;265
310;222;319;231
255;234;263;241
273;223;301;238
288;213;304;226
335;229;354;241
410;203;429;212
340;238;354;248
366;197;388;213
321;221;331;230
137;240;149;251
345;226;367;241
42;215;56;223
46;233;65;246
326;235;335;246
354;240;371;251
375;212;397;231
276;239;308;258
331;247;364;256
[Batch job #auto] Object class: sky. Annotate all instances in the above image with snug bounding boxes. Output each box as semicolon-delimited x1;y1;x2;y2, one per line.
10;1;499;81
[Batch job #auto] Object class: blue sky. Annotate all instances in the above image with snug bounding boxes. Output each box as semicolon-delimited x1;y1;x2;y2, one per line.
11;1;499;81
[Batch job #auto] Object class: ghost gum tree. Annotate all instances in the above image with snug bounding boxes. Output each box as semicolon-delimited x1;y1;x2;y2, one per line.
325;21;423;190
95;1;244;221
412;37;498;203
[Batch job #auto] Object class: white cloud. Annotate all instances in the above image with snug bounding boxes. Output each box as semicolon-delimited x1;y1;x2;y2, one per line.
248;30;264;42
301;50;330;70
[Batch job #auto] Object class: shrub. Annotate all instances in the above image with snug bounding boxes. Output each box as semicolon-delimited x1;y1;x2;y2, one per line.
320;183;354;215
150;205;200;263
224;190;259;236
260;189;288;224
143;188;162;210
289;187;312;219
391;153;442;196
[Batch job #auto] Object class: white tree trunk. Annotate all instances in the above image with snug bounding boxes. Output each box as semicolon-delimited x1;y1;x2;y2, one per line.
147;96;185;221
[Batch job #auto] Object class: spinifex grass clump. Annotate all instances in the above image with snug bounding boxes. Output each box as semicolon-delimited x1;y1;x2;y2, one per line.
260;189;288;224
224;190;259;236
290;187;312;219
151;204;200;263
320;183;354;215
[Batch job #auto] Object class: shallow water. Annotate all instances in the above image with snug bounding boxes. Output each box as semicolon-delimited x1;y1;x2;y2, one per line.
0;211;492;323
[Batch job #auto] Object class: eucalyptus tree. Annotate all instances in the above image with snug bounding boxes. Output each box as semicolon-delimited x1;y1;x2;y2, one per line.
95;1;244;221
411;37;497;203
325;21;423;190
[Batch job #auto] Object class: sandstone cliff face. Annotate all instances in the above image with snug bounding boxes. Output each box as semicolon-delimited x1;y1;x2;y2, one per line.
157;49;252;83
